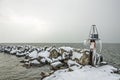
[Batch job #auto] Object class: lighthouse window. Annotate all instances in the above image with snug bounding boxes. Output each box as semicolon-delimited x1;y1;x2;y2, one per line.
91;34;98;39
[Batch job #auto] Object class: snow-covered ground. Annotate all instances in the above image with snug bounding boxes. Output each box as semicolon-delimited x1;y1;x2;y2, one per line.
43;65;120;80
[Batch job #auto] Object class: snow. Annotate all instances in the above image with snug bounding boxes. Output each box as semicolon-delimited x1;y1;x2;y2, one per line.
52;58;59;62
29;50;38;58
69;65;81;70
51;61;62;67
100;61;108;65
10;49;17;54
67;60;80;67
46;47;53;51
45;57;52;63
72;52;83;60
43;65;120;80
50;47;60;53
59;46;73;52
80;49;89;53
40;58;46;63
30;60;40;64
16;52;26;56
57;56;62;60
38;51;50;58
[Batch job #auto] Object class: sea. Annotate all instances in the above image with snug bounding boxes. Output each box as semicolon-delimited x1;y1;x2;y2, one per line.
0;43;120;80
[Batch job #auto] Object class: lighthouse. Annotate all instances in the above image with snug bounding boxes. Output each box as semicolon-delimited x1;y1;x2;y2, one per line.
84;25;103;66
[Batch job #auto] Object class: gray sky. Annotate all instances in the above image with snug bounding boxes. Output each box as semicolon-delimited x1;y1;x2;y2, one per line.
0;0;120;43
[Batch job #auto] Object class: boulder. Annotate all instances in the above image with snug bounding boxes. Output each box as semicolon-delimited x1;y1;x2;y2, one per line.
40;71;52;80
37;56;49;64
60;48;67;54
79;52;90;65
62;52;73;60
23;61;31;68
10;49;17;55
113;68;120;74
50;61;63;70
28;50;38;59
72;50;90;66
30;59;41;67
16;51;26;57
49;48;61;59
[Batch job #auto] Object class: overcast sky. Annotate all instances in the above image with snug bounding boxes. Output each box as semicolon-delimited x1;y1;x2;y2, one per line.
0;0;120;43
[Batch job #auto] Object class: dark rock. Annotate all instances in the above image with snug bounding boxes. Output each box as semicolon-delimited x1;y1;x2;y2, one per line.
40;72;50;79
49;48;61;59
20;60;25;63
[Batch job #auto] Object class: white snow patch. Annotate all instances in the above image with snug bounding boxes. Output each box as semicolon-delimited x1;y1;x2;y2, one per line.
16;52;26;56
59;47;73;52
40;58;46;63
10;49;17;54
72;52;83;60
38;51;50;58
43;65;120;80
29;50;38;58
67;60;80;67
51;61;62;67
45;57;52;63
30;60;40;64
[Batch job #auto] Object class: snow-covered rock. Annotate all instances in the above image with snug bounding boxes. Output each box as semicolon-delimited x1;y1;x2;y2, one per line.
28;50;38;59
50;61;63;70
59;47;73;52
38;51;50;58
16;52;26;57
10;49;17;55
62;52;72;60
67;60;80;67
30;59;40;65
49;48;60;59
